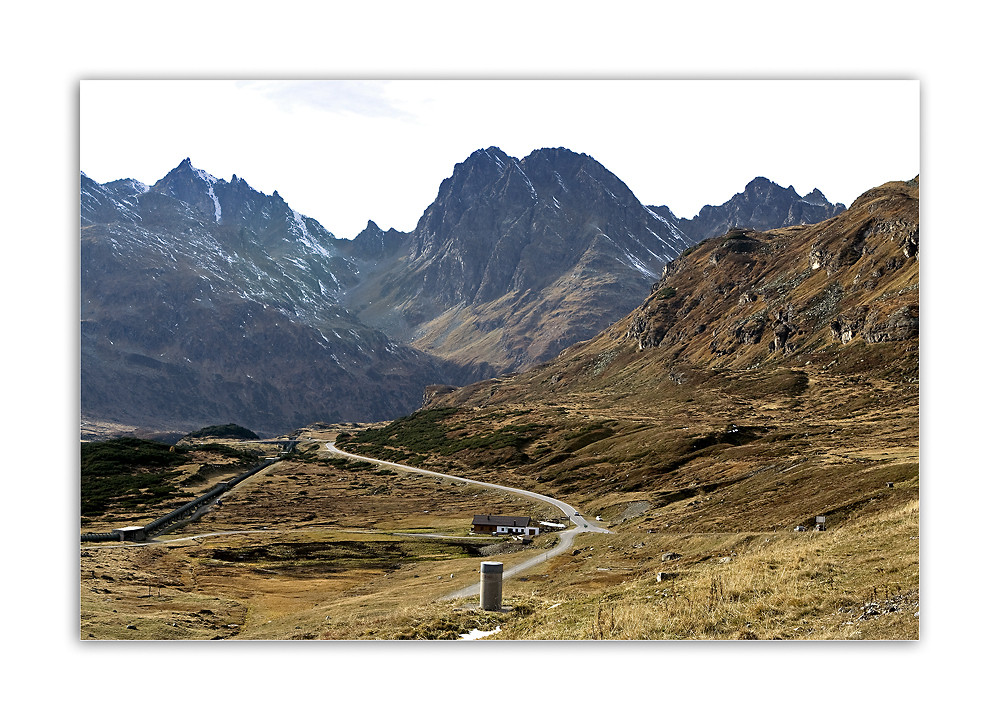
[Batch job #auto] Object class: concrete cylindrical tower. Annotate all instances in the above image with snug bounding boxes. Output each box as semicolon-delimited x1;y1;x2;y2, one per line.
479;561;504;611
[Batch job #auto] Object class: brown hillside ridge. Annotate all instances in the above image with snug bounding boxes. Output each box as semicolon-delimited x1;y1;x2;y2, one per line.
625;178;918;364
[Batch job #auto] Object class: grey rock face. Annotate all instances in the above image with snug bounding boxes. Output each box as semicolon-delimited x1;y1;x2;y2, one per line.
651;176;846;243
344;146;698;375
81;166;452;436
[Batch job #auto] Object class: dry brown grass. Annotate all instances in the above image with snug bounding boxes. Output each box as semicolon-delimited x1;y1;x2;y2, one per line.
468;497;919;640
81;415;918;641
81;492;919;640
345;498;915;642
79;444;559;640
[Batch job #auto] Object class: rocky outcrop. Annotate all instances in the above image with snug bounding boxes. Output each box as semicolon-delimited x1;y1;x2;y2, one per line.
337;220;408;259
830;304;918;345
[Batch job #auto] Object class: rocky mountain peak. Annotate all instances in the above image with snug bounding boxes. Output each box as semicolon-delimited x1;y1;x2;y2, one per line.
138;160;344;261
81;172;144;226
674;177;846;242
461;146;514;178
150;158;224;222
345;145;696;376
745;176;777;192
803;188;830;205
344;219;407;259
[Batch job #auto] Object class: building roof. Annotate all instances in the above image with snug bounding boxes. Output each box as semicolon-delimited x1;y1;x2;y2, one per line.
472;514;532;526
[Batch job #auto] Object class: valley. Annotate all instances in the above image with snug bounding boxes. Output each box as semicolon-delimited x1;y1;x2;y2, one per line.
80;152;917;641
80;428;568;640
81;328;918;641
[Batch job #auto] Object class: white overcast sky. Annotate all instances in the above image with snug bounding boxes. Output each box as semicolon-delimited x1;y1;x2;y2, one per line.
80;79;918;238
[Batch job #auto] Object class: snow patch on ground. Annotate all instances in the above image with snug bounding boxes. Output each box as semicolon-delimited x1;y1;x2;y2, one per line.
620;254;658;279
458;626;501;640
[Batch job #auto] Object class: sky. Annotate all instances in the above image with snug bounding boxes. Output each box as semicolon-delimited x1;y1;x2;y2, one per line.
80;79;919;238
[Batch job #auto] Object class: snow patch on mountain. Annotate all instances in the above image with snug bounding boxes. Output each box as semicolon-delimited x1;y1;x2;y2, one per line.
644;206;674;226
291;210;331;258
192;166;223;223
123;179;150;196
487;150;506;171
514;162;538;201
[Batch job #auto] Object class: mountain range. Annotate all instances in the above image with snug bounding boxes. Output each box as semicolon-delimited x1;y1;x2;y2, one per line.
81;161;451;436
80;148;847;437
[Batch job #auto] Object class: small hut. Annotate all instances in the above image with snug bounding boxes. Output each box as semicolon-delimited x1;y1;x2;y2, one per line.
115;526;146;542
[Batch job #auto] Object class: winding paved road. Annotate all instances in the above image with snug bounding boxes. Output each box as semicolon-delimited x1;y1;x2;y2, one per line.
320;438;611;600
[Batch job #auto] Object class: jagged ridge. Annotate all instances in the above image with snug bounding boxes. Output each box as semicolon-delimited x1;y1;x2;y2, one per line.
81;165;454;436
649;176;846;243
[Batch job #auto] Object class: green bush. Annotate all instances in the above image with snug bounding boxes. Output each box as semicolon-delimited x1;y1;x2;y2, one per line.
81;438;192;517
341;408;548;465
185;424;259;440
